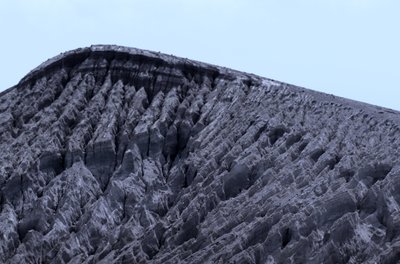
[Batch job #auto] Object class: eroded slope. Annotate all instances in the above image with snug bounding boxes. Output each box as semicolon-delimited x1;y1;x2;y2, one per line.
1;45;400;263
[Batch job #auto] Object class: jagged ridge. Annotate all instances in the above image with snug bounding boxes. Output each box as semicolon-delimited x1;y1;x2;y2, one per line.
1;45;400;263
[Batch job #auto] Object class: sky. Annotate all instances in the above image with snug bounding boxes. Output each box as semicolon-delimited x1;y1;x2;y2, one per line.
0;0;399;109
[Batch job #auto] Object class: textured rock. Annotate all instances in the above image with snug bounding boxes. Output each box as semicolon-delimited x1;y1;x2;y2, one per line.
1;45;400;263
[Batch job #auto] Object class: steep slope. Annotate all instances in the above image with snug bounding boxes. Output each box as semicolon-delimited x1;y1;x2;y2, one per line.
1;45;400;263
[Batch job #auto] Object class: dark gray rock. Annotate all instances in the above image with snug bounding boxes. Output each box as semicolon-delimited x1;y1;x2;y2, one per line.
1;45;400;263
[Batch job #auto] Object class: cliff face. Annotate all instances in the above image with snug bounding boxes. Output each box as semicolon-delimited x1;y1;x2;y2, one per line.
1;45;400;263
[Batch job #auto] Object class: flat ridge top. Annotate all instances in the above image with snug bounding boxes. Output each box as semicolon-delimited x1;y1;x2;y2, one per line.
15;44;400;121
19;44;253;85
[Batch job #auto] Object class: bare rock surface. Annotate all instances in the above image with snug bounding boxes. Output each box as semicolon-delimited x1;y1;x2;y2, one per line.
1;45;400;263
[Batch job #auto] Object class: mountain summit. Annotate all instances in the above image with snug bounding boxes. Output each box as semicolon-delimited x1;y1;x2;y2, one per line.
1;45;400;263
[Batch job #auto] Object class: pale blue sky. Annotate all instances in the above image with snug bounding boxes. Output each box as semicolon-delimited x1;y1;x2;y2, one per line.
1;0;399;109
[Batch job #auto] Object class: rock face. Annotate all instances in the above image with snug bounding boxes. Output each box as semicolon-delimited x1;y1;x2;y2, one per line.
1;45;400;263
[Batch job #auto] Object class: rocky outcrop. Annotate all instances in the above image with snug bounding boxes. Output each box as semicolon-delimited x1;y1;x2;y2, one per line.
1;45;400;263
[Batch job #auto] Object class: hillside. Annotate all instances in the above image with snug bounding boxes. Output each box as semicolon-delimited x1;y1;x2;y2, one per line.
1;45;400;263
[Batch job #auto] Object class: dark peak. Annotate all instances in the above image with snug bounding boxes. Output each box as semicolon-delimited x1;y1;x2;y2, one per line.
15;45;400;119
18;45;242;87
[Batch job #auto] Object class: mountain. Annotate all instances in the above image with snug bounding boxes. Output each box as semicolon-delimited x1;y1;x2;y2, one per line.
1;45;400;263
